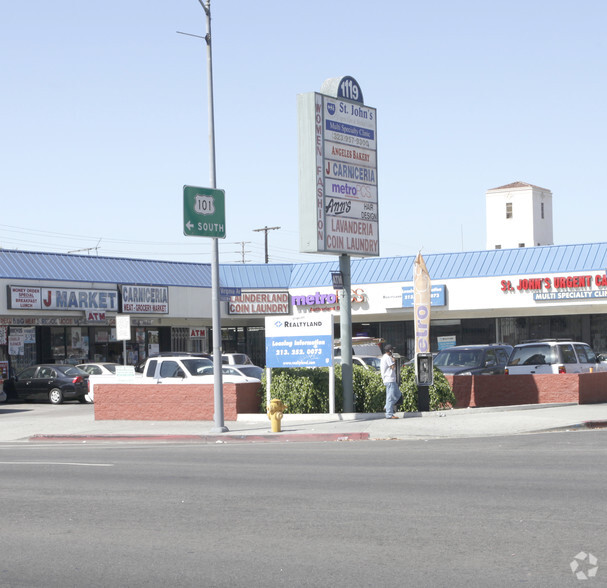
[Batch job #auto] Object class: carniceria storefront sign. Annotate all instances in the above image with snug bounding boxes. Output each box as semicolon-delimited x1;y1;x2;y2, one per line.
120;285;169;314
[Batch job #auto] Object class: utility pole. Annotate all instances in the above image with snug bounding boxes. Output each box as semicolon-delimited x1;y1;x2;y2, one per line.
253;226;280;263
233;241;251;263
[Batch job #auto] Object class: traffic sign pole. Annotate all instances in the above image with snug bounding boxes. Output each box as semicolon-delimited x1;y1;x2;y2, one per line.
198;0;227;433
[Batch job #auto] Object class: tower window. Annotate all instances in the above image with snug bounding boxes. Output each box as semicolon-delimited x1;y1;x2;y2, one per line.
506;202;513;219
541;202;545;219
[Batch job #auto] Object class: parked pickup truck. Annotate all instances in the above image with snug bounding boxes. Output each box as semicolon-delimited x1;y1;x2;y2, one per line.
141;355;213;383
140;355;260;384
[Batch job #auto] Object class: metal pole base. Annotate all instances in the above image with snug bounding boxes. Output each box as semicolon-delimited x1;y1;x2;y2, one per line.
210;425;229;433
417;385;430;412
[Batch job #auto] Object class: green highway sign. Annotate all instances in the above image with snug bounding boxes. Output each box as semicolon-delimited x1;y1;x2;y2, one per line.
183;185;226;238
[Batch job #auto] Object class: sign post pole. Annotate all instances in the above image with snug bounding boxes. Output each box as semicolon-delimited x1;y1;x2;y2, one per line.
297;76;378;414
194;0;227;433
340;254;354;412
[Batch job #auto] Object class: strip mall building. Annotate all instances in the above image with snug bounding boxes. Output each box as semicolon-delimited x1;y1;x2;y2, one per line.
1;240;606;377
0;183;605;376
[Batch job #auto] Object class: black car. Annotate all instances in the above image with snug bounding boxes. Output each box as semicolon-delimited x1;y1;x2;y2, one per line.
433;344;513;376
3;364;89;404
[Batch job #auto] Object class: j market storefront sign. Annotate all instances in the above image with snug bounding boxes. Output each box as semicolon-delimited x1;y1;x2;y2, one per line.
499;274;607;301
8;285;118;312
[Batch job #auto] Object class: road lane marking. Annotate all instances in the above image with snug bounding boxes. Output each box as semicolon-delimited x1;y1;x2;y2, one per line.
0;461;114;467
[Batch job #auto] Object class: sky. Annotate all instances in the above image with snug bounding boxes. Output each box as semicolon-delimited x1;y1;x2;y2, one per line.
1;1;606;266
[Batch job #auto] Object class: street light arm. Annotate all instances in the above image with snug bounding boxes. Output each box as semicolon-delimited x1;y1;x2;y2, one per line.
197;0;210;17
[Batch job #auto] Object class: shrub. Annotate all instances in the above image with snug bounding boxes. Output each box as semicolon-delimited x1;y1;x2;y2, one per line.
399;364;455;411
259;363;453;413
352;365;385;413
260;367;339;413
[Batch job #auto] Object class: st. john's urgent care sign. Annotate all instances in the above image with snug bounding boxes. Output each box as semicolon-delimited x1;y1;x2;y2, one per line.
499;273;607;301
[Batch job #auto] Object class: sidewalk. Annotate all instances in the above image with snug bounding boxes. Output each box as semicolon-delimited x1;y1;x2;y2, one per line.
2;402;607;443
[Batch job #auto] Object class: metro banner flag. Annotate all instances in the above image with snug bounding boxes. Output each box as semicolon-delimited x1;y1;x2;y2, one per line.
413;252;431;355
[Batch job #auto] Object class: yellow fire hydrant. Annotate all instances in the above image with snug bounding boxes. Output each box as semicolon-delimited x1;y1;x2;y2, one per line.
267;398;287;433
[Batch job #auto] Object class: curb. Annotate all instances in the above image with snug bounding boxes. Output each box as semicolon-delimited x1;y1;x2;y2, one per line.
235;403;578;423
29;432;370;444
540;420;607;433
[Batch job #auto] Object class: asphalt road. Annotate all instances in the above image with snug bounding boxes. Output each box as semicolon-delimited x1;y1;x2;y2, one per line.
1;432;605;587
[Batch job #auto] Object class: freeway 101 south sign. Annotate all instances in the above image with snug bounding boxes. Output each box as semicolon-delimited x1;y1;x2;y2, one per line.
183;185;226;238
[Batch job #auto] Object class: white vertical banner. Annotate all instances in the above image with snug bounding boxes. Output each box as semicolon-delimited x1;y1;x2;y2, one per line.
413;252;431;355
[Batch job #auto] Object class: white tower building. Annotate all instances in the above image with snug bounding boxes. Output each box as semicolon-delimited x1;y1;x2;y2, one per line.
485;181;553;249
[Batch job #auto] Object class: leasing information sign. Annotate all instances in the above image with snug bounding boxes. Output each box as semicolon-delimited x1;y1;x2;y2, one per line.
265;314;333;368
298;76;379;257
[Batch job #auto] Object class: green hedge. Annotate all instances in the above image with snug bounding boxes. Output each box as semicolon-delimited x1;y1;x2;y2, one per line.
399;364;456;412
260;363;455;413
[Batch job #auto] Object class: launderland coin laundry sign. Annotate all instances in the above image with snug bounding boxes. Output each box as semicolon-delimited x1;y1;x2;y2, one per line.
298;76;379;257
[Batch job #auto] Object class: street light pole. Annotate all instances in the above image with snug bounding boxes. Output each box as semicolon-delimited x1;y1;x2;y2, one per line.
197;0;227;432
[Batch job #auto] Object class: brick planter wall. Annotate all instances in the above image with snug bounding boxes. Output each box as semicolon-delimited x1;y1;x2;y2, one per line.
94;382;262;421
447;372;607;408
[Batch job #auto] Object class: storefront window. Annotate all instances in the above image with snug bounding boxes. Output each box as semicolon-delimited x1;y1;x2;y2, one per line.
246;327;265;367
50;327;66;362
90;327;123;362
590;315;607;355
67;327;88;364
378;321;410;360
6;326;37;376
147;330;159;357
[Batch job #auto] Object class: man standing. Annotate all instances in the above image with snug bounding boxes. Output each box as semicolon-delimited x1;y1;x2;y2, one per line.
381;344;400;419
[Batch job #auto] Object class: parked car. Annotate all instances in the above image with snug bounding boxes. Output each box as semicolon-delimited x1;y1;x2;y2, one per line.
334;355;381;371
222;353;253;366
433;344;513;375
227;364;263;381
77;362;131;403
77;362;121;376
3;364;89;404
505;340;606;374
0;388;6;403
135;352;210;373
197;365;262;383
334;337;384;358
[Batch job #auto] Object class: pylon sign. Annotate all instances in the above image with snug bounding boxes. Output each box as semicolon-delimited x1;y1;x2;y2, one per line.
183;185;226;238
297;76;378;257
